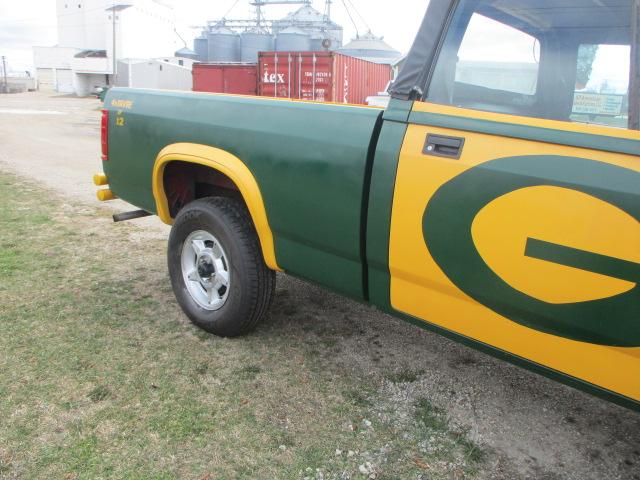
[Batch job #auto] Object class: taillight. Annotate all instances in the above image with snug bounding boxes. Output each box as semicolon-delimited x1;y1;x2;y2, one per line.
101;109;109;161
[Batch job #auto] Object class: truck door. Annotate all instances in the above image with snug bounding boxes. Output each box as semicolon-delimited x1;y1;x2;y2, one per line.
388;0;640;406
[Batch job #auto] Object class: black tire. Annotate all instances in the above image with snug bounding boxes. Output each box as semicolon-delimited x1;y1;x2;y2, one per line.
167;197;275;337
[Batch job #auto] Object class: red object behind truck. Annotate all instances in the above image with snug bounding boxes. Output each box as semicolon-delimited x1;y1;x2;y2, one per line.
193;63;258;95
258;51;392;104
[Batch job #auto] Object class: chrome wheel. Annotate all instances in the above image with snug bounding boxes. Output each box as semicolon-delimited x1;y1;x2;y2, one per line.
181;230;231;311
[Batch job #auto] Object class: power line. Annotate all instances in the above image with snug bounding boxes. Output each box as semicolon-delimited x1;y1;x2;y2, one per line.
344;0;371;33
340;0;359;37
223;0;242;19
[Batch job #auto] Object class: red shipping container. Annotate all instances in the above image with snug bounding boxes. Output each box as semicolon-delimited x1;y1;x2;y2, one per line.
258;51;392;105
193;63;258;95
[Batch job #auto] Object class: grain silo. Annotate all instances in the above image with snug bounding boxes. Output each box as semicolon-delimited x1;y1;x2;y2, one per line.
194;37;208;62
271;5;343;49
207;26;241;62
309;35;325;51
241;29;274;63
276;27;311;52
175;47;199;61
193;2;346;62
337;31;402;64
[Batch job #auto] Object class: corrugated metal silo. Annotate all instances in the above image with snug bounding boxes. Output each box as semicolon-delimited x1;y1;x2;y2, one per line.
309;36;335;51
326;28;343;48
272;5;343;51
240;30;274;63
276;27;310;52
194;37;208;62
309;35;324;50
338;32;403;64
208;26;241;62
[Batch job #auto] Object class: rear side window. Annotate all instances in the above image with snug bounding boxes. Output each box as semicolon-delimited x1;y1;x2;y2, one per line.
426;0;636;129
455;13;539;96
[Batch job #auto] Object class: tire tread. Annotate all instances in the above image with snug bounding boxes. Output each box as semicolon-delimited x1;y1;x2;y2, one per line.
168;197;275;337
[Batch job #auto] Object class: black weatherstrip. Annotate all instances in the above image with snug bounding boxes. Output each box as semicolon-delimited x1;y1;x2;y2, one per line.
360;111;385;301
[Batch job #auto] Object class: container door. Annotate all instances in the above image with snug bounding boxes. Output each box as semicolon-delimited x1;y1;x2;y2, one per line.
259;53;294;98
388;0;640;405
297;53;333;102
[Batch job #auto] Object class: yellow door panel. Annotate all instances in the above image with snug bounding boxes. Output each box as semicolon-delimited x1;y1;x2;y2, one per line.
389;106;640;402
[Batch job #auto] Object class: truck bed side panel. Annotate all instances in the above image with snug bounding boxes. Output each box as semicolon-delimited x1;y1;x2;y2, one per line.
104;88;381;298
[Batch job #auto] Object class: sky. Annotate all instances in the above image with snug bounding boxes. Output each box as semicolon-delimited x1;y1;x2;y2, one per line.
0;0;428;73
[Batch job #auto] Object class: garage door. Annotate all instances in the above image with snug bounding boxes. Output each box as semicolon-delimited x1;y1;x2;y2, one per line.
36;68;55;91
37;68;74;93
56;69;74;93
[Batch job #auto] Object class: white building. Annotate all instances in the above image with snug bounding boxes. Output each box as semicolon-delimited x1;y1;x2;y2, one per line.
116;58;193;90
34;0;181;96
33;46;80;93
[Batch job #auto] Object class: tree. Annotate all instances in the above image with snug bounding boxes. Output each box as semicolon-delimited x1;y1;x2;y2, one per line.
576;44;599;89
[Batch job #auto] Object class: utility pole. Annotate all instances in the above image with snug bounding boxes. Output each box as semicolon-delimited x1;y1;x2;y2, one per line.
112;2;117;85
1;56;7;94
256;3;262;29
108;3;132;85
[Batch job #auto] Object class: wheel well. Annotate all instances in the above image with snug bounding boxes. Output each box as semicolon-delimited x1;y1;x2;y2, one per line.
163;161;244;218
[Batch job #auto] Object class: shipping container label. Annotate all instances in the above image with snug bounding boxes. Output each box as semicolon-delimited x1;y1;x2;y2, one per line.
342;64;349;104
304;71;331;81
262;70;286;84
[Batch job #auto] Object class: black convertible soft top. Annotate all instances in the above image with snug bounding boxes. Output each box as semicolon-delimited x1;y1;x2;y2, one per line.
391;0;639;126
390;0;454;100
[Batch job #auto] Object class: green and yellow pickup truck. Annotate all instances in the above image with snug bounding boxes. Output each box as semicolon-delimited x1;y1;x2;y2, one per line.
95;0;640;411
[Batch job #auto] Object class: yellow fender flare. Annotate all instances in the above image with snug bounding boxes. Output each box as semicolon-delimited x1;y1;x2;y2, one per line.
152;143;282;271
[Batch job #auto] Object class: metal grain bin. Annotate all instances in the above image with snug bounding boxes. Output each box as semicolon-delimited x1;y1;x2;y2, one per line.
309;36;324;51
208;26;241;62
338;32;402;63
194;37;208;62
258;51;392;105
240;30;274;63
175;47;199;61
193;63;258;95
275;27;310;52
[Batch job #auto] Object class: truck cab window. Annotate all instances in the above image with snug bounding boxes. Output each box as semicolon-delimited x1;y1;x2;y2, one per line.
426;0;634;128
455;13;539;96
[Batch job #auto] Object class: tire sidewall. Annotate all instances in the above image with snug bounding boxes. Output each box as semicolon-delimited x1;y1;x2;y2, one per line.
168;200;252;335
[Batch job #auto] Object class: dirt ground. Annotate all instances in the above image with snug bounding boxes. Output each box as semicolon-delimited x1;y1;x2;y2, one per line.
0;91;638;479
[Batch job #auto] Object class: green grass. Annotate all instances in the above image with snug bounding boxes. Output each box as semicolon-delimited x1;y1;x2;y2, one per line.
386;367;425;384
0;172;486;479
